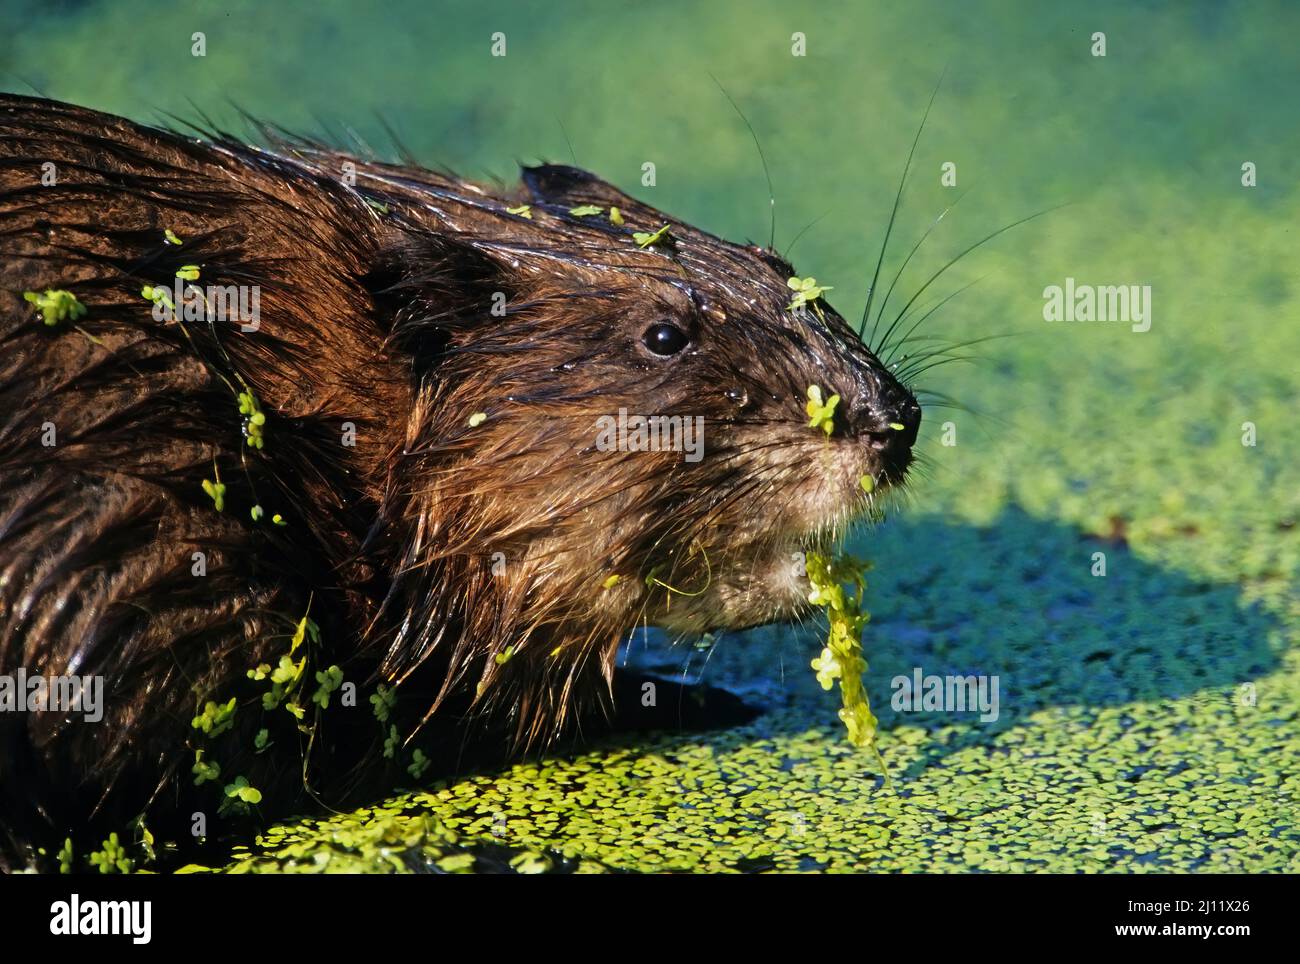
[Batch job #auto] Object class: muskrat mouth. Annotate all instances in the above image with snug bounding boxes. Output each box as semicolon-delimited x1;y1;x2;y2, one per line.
872;450;914;490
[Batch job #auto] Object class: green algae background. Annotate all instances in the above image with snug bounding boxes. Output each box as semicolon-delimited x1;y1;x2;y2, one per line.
5;0;1297;872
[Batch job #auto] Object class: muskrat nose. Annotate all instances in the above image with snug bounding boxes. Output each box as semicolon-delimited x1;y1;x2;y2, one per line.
841;385;921;450
854;391;920;481
882;395;922;448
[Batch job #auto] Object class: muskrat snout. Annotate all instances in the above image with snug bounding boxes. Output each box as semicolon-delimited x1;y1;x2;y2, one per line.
845;377;922;481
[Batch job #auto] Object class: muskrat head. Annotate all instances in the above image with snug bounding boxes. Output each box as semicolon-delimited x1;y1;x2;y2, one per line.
380;165;919;736
614;239;923;638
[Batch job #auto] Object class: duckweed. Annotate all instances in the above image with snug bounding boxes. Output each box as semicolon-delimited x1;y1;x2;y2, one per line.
806;550;883;767
24;288;86;326
237;389;266;449
633;224;671;248
19;0;1297;878
88;833;132;875
201;476;226;512
786;276;832;313
805;385;839;435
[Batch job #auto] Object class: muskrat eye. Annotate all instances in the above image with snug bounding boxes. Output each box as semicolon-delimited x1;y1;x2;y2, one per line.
643;322;689;357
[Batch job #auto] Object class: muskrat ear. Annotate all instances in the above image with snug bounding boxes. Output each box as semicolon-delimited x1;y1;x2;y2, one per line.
520;164;601;201
521;164;661;221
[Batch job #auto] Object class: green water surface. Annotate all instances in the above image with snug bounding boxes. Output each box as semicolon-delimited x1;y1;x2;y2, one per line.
5;0;1297;872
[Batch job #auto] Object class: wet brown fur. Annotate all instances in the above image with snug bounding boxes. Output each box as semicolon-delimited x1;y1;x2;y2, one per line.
0;95;919;868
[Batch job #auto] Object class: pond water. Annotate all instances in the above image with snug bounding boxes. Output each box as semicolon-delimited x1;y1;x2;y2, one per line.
7;0;1297;871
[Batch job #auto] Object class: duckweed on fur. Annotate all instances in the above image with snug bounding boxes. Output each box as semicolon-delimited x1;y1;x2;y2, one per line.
28;0;1295;876
23;288;85;326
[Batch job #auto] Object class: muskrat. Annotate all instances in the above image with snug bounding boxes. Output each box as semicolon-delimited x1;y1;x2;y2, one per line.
0;94;920;870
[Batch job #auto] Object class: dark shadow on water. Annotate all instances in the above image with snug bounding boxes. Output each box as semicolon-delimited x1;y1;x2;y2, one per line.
618;505;1285;767
201;505;1285;871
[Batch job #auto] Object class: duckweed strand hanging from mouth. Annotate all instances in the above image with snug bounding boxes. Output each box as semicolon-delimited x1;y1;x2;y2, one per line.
806;550;886;774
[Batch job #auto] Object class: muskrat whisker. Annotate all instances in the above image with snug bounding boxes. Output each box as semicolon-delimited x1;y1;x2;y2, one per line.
896;350;975;378
374;111;421;168
903;452;939;486
709;74;777;251
894;330;1032;381
895;345;984;378
886;333;966;344
555;115;580;166
881;275;985;365
342;121;378;159
782;207;834;262
656;466;782;555
861;70;945;343
911;398;969;414
912;389;1011;433
695;631;723;689
893;330;1028;380
895;354;978;382
658;468;791;568
154;97;225;144
877;203;1066;357
869;189;971;354
674;641;697;695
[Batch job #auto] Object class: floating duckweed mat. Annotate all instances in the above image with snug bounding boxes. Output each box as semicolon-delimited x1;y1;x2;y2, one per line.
209;677;1300;873
207;478;1300;873
15;0;1299;875
209;808;611;874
